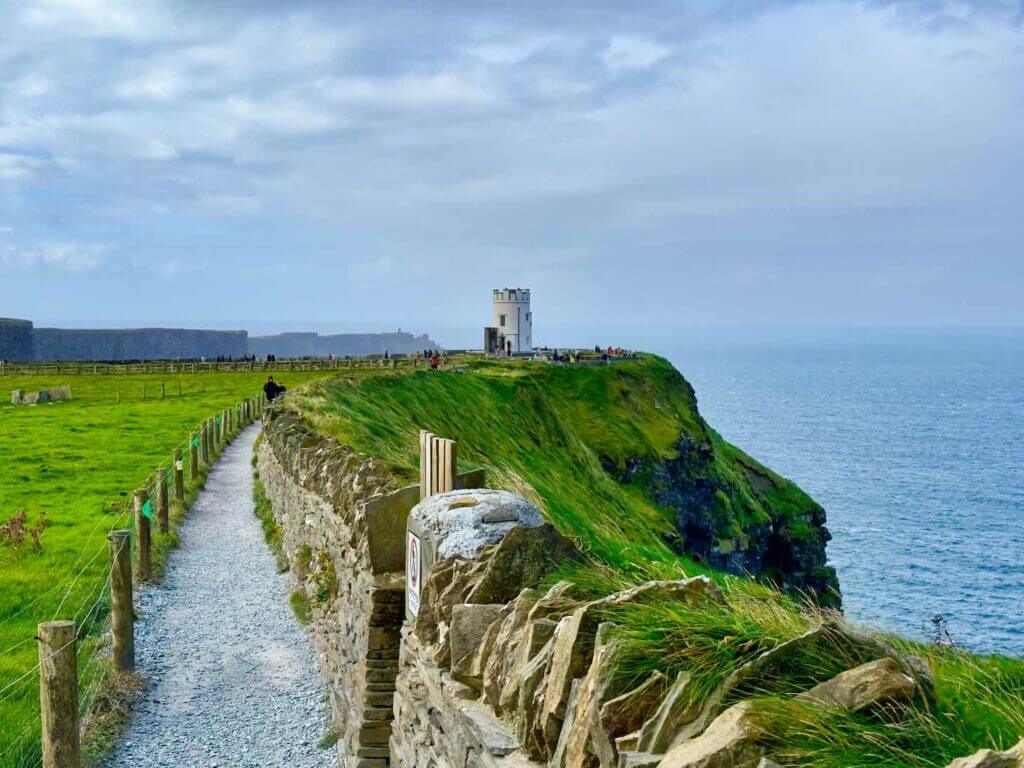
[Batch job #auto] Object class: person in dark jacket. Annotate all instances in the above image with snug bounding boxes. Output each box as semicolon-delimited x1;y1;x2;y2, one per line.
263;376;286;402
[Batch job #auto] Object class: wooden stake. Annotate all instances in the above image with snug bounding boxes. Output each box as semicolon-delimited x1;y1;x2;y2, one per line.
133;489;151;582
189;434;199;480
107;530;133;672
156;468;169;534
38;620;80;768
173;449;185;500
201;421;210;464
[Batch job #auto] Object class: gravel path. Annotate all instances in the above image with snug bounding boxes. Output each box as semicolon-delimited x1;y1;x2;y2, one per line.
104;424;335;768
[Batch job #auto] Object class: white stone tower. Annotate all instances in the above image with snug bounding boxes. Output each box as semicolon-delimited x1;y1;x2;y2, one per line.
492;288;532;352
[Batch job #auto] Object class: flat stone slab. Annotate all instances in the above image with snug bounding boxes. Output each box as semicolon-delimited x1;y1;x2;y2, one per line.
410;489;545;559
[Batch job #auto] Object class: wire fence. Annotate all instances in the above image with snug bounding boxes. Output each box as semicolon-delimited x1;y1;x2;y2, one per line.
0;392;264;768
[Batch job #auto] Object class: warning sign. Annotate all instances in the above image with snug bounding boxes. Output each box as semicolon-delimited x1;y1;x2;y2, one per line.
407;531;421;617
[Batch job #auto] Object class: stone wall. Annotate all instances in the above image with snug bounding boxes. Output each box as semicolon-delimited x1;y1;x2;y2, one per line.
259;408;989;768
257;409;408;767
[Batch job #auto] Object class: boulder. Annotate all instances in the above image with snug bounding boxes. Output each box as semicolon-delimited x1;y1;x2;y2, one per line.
796;657;916;713
946;739;1024;768
657;700;767;768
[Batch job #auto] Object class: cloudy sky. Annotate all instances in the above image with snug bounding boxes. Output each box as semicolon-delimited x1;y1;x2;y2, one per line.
0;1;1021;346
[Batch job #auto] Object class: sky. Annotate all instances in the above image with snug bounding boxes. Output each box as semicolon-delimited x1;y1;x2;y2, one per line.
0;0;1022;347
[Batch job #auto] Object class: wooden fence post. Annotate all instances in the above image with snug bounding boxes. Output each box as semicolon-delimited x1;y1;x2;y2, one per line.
201;421;210;464
440;438;457;492
173;449;185;500
419;430;433;500
189;434;199;480
38;620;80;768
156;468;169;534
107;530;133;672
133;489;151;582
161;382;165;399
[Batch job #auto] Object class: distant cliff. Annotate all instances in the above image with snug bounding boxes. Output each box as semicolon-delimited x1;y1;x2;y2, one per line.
0;318;439;362
0;318;34;361
247;331;438;358
31;327;248;361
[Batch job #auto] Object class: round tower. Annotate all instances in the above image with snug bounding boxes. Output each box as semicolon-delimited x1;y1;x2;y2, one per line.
492;288;532;353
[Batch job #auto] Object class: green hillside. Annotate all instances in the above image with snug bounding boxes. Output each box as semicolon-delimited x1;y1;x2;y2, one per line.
292;355;834;597
285;356;1024;767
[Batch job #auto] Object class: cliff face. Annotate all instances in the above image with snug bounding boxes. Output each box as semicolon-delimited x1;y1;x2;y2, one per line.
0;318;34;361
286;356;841;605
623;428;839;605
247;330;438;358
32;327;248;361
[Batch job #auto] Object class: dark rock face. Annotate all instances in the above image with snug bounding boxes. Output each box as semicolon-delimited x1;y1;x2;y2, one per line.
0;318;35;361
624;433;840;607
32;327;248;361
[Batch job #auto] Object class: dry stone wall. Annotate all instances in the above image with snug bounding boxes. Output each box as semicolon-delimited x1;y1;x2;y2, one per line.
258;409;407;767
259;408;1014;768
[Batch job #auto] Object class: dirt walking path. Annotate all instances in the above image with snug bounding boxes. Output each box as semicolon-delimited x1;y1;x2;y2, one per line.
104;424;335;768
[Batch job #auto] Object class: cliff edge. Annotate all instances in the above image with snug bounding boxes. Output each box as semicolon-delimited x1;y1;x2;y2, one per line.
287;355;840;604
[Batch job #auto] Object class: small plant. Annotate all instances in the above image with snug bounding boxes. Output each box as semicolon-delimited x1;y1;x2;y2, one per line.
0;509;46;552
295;544;313;582
290;590;311;625
312;548;338;603
317;729;340;749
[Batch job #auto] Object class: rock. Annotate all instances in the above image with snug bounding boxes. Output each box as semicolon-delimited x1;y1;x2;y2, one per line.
636;671;701;754
450;603;507;684
796;657;916;713
466;524;581;605
600;671;668;745
519;637;556;759
657;700;767;768
410;489;546;560
559;624;625;768
606;577;724;608
670;620;890;747
480;594;537;709
946;739;1024;768
620;755;663;768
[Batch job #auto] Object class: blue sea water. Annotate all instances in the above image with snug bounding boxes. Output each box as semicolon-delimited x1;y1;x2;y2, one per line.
663;330;1024;657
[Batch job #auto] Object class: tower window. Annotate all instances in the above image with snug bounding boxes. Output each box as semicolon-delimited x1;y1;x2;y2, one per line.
500;314;506;326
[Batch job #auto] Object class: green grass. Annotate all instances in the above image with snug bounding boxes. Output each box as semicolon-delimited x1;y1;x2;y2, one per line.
284;355;1024;767
0;369;331;767
292;355;818;571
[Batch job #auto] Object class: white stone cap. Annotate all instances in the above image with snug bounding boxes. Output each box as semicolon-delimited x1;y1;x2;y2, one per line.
409;489;544;560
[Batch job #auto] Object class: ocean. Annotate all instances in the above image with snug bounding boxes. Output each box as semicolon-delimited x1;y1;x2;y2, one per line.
662;329;1024;657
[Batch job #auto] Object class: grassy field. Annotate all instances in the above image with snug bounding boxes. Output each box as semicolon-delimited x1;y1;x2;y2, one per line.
286;356;1024;767
0;369;331;767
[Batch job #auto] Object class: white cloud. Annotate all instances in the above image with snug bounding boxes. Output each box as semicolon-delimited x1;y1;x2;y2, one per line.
1;241;106;272
0;226;13;233
198;193;261;216
318;72;498;109
137;139;178;161
154;259;206;279
602;35;671;72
